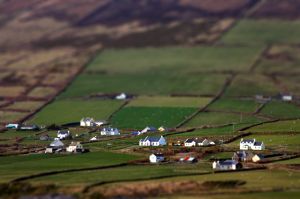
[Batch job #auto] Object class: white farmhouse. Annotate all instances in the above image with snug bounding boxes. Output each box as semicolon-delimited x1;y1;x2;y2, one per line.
139;136;166;146
212;160;242;171
45;139;64;153
57;130;71;140
100;127;120;136
149;153;164;163
66;142;84;153
240;138;265;150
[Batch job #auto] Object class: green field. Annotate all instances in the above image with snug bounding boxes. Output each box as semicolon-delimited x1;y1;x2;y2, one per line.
222;20;300;45
29;99;124;125
111;106;197;129
261;101;300;119
86;46;262;73
208;98;260;113
0;151;139;183
224;74;279;97
28;163;211;185
59;73;229;98
127;96;212;108
183;112;263;128
246;120;300;133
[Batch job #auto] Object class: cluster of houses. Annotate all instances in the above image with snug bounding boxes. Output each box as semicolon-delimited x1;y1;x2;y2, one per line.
45;139;86;154
212;138;265;171
183;138;215;147
80;117;107;127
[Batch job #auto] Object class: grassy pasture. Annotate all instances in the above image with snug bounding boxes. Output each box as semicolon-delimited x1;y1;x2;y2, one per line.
127;96;212;108
222;20;300;45
261;101;300;119
276;158;300;164
4;101;44;111
224;74;280;97
183;112;263;128
278;76;300;96
59;73;229;98
208;98;260;113
111;107;197;129
0;111;27;123
28;163;211;186
86;46;262;73
245;119;300;133
255;45;300;74
29;99;124;125
0;151;138;183
227;134;300;151
198;191;300;199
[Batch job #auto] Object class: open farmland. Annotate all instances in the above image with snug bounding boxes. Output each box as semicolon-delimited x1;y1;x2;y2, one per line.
29;99;124;125
0;0;300;198
111;107;197;129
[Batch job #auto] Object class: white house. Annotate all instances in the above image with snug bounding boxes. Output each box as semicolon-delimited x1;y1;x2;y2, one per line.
184;138;198;147
240;138;265;150
57;130;71;140
80;117;106;127
198;138;214;146
45;139;64;153
281;94;293;102
66;142;84;153
149;153;164;163
90;136;98;141
141;126;156;134
100;127;120;136
115;93;127;100
212;160;242;171
139;136;167;146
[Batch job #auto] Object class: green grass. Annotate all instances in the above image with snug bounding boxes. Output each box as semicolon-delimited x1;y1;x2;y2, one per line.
224;74;279;97
222;20;300;45
183;112;263;128
28;163;211;186
208;98;260;113
59;73;228;98
29;99;124;125
247;120;300;133
0;151;139;183
170;124;251;137
276;158;300;164
86;46;262;73
227;134;300;151
111;107;197;129
127;96;212;108
261;101;300;119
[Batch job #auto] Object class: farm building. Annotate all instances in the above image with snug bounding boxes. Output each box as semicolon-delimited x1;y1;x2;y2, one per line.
115;93;127;100
198;138;214;146
184;138;198;147
141;126;157;134
45;139;64;153
240;138;265;150
57;130;71;140
139;136;167;146
66;142;84;153
179;156;198;163
252;154;264;162
18;124;39;131
100;127;120;136
212;160;242;171
90;136;98;141
232;151;254;162
5;123;19;129
80;117;106;127
149;153;164;163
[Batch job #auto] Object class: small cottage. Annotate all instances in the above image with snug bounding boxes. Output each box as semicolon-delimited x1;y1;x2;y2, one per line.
5;123;19;129
57;130;71;140
141;126;157;134
66;142;84;153
100;127;120;136
115;93;127;100
139;136;167;146
45;139;64;153
80;117;106;127
212;160;242;171
149;153;164;163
